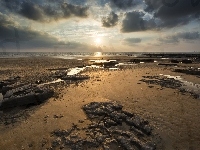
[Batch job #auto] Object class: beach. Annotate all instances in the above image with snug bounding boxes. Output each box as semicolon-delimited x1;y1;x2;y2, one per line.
0;56;200;150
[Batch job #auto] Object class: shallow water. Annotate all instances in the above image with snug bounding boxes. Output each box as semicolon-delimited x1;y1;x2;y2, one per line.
160;74;200;98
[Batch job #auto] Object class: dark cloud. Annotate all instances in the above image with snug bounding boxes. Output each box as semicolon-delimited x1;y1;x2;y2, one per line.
158;36;179;44
102;12;118;28
61;3;88;18
158;31;200;44
1;0;89;22
144;0;200;28
176;31;200;40
123;37;142;46
19;1;44;21
0;13;18;39
0;13;95;51
121;11;156;32
110;0;141;10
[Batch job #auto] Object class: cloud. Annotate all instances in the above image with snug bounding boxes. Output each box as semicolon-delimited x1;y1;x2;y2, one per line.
61;3;88;18
144;0;200;28
0;13;19;39
19;1;44;22
0;13;96;51
158;31;200;44
123;37;142;46
102;12;118;27
1;0;89;22
176;31;200;40
121;11;156;32
110;0;141;10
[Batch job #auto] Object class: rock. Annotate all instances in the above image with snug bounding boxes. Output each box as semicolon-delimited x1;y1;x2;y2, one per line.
130;59;154;63
171;59;179;63
157;63;177;66
181;59;192;64
0;76;20;89
174;68;200;75
1;82;27;95
50;101;157;149
0;84;53;109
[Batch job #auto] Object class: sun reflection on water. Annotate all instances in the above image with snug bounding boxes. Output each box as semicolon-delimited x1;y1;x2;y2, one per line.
94;52;102;57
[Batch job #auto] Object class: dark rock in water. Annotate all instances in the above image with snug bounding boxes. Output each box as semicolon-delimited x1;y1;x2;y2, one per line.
174;68;200;75
50;101;157;150
171;59;179;63
181;59;192;64
0;84;53;109
157;63;177;66
61;75;90;81
130;59;154;63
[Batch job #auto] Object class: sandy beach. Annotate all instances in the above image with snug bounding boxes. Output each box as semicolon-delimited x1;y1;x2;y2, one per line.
0;56;200;150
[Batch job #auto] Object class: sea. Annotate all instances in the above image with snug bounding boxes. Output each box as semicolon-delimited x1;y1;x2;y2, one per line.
0;52;199;59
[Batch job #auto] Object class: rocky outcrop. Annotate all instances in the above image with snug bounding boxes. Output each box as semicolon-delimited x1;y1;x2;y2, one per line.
50;101;157;150
0;76;20;89
0;84;54;109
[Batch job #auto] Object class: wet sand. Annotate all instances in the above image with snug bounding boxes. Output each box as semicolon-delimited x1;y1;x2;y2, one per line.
0;57;200;150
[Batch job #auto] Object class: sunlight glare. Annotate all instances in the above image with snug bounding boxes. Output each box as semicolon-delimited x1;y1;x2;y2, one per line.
94;38;101;46
94;52;102;57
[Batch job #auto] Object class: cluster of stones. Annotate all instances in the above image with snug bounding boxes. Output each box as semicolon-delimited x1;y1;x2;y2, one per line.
50;102;156;150
140;76;182;89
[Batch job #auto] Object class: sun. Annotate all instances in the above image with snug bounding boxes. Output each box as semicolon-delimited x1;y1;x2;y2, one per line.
94;38;101;46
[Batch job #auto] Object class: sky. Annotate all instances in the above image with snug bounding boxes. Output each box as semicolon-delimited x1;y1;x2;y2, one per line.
0;0;200;52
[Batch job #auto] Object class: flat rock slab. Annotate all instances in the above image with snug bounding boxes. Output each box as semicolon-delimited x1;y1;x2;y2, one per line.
0;84;54;109
50;101;157;150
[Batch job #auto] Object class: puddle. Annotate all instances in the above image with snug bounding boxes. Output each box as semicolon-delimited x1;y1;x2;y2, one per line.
39;79;64;86
67;67;86;75
160;74;200;98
